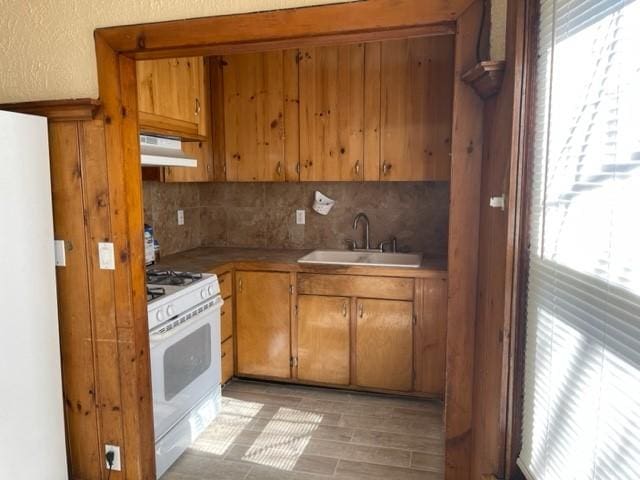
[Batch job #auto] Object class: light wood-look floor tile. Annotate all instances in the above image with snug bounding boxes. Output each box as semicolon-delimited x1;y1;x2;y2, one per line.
160;380;443;480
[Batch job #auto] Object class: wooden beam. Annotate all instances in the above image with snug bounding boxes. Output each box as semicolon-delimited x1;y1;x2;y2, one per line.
446;0;485;479
95;0;469;57
0;98;100;121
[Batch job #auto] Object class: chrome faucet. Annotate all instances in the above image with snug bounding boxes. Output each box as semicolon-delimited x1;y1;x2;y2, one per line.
352;212;370;250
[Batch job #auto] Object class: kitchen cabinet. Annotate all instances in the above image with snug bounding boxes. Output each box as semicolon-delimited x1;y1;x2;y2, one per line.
136;56;208;139
298;44;365;181
355;298;413;391
138;56;214;183
221;337;234;384
222;51;290;182
235;271;291;378
374;36;454;181
297;295;350;385
414;278;447;395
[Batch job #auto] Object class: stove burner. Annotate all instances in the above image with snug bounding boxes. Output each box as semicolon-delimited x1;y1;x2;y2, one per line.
146;270;203;286
147;286;166;301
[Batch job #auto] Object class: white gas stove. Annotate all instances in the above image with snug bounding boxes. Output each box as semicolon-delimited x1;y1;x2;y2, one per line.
146;269;223;478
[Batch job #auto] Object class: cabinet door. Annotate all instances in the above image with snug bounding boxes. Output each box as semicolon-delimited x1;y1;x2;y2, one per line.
378;36;454;181
163;140;213;182
236;271;291;378
297;295;350;385
299;44;365;181
414;278;447;395
355;298;413;391
223;52;285;182
137;57;206;138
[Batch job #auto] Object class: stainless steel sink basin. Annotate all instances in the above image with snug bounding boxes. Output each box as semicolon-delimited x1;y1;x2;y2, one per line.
297;249;423;268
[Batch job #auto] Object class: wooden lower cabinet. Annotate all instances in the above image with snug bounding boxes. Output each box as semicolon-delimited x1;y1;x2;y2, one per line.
355;298;413;391
236;271;291;378
297;295;350;385
221;337;234;384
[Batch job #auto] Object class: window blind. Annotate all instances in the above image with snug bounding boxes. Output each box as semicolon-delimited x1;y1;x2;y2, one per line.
518;0;640;479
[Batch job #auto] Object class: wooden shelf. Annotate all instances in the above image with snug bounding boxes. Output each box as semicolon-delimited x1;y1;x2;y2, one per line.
461;60;506;99
0;98;101;121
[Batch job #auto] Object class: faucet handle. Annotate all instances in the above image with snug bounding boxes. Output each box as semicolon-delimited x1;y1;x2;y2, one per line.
377;237;397;253
344;239;357;250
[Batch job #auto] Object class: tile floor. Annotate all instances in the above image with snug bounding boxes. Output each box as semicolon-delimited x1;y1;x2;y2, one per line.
161;379;444;480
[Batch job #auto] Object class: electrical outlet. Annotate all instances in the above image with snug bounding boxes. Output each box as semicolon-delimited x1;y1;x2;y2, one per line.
296;209;306;225
98;242;115;270
177;209;185;226
105;444;121;471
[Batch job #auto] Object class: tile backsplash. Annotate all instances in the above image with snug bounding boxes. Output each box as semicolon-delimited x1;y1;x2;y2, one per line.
143;181;449;257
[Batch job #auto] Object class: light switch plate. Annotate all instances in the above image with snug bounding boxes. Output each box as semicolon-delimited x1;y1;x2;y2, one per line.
54;240;66;267
296;209;306;225
177;209;185;226
98;242;116;270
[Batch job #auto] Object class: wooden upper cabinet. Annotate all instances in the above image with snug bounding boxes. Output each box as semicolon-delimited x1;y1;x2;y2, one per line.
299;45;365;181
372;35;454;181
297;295;350;385
235;271;291;379
355;298;413;391
222;51;288;182
136;56;207;139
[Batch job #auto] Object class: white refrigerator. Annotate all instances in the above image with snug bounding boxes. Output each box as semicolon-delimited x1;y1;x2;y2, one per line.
0;110;68;479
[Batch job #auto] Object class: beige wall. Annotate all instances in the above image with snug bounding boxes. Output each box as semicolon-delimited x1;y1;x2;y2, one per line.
0;0;352;103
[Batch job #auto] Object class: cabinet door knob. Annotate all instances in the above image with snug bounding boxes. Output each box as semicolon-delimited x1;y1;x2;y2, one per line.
354;160;360;175
358;303;364;318
382;162;391;175
238;279;243;293
342;302;348;317
276;161;282;176
195;98;201;115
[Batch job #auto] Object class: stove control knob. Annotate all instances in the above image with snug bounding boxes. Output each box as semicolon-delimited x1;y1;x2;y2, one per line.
200;288;207;299
156;310;164;322
207;285;215;296
166;305;175;317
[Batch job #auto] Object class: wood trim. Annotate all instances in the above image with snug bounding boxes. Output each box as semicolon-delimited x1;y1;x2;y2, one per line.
445;1;485;478
0;98;101;121
95;1;467;56
505;0;539;477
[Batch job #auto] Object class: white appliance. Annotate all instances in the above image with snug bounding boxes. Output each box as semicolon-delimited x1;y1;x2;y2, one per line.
140;134;198;167
146;270;223;478
0;111;68;479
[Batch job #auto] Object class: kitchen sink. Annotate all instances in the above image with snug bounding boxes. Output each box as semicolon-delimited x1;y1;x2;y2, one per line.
297;249;423;268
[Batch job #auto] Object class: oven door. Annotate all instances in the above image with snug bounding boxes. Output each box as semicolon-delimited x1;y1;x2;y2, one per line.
149;295;222;440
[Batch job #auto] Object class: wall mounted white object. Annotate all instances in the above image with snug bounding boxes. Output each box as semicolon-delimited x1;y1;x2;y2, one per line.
312;191;335;215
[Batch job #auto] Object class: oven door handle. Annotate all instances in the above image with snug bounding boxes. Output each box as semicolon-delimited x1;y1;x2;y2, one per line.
150;295;223;344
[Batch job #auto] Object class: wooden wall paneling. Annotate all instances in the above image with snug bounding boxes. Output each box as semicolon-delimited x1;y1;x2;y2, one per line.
210;57;227;181
380;35;454;181
283;49;301;181
299;44;365;181
414;277;448;396
49;122;101;479
223;51;285;181
95;0;469;55
471;0;532;478
446;1;485;478
77;117;126;480
363;42;382;181
297;295;351;385
95;34;156;479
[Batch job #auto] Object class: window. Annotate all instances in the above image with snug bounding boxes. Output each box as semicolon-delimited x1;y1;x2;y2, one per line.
518;0;640;479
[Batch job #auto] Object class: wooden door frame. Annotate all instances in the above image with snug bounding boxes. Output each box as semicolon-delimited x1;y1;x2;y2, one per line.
93;1;480;478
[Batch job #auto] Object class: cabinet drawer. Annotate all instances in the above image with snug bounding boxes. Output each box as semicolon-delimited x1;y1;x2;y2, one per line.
297;274;414;301
221;337;234;384
218;271;233;299
220;300;233;342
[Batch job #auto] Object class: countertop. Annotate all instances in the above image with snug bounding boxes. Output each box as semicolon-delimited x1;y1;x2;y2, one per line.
155;247;447;279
